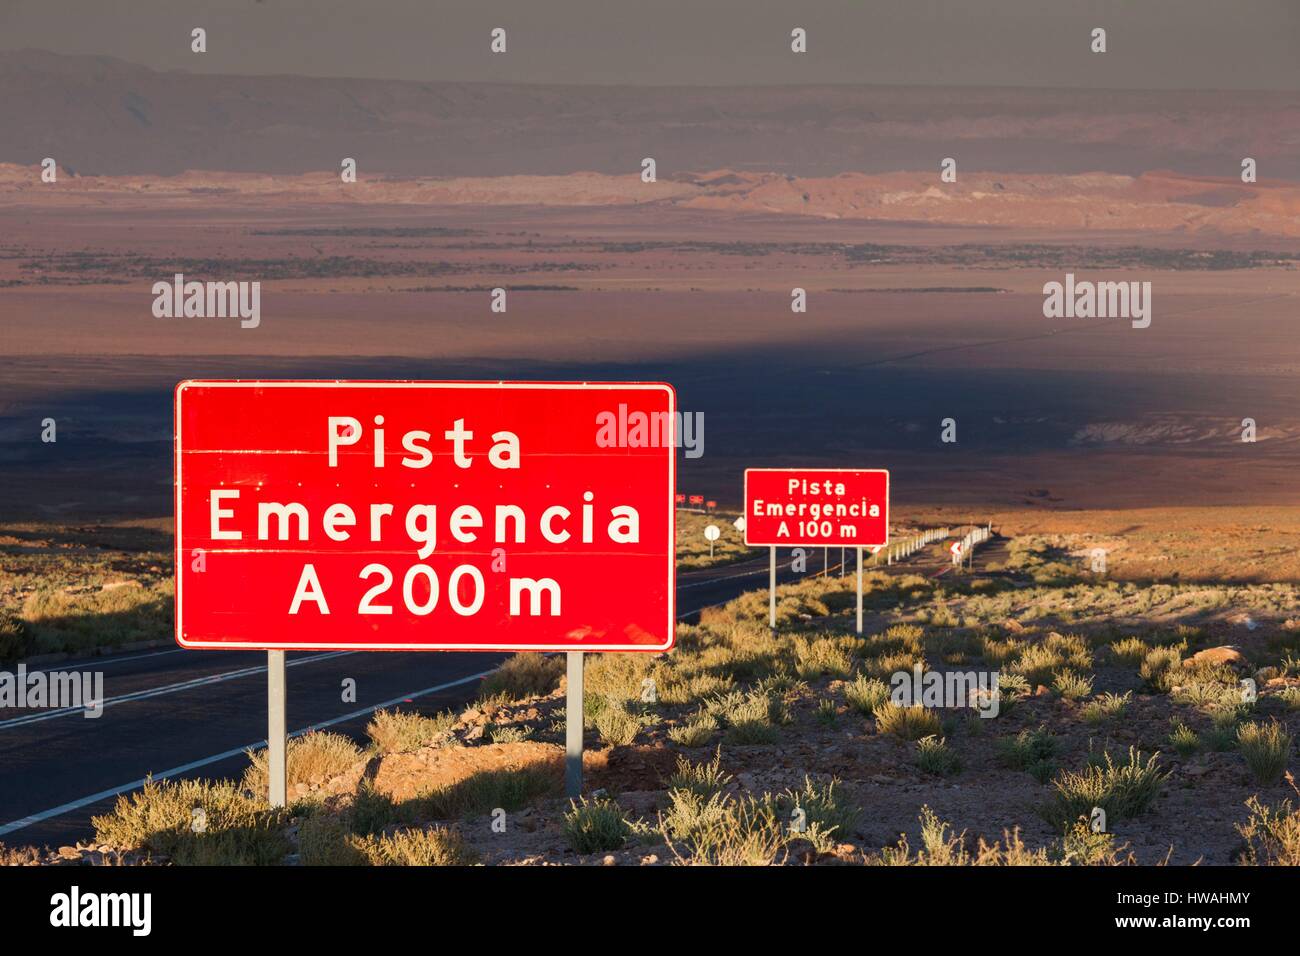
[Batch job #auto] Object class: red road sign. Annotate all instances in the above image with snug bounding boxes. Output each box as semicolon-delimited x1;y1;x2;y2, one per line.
743;468;889;548
175;381;676;652
688;495;704;506
674;494;686;504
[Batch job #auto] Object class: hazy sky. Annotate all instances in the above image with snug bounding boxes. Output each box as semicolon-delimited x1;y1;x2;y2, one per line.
1;0;1297;90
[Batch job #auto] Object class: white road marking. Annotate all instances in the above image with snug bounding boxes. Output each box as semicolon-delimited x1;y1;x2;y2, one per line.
0;667;498;837
677;555;766;578
678;560;795;588
0;651;354;729
678;599;732;620
1;559;762;728
23;648;186;674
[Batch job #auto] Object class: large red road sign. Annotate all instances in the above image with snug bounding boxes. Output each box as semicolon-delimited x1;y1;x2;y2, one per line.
743;468;889;548
175;381;676;652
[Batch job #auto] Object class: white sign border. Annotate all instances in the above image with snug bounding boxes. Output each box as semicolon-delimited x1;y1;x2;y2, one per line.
742;466;890;549
175;380;677;653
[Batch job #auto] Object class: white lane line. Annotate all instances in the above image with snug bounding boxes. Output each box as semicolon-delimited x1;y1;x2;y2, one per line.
6;555;787;725
24;648;186;674
0;666;498;837
0;651;354;729
679;560;794;589
677;599;731;620
1;544;880;832
676;556;870;618
677;556;766;579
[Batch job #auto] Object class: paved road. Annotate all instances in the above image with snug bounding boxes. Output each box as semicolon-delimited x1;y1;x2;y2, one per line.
0;549;816;847
0;536;988;848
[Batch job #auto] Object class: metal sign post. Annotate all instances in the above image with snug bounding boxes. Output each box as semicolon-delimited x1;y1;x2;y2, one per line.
267;650;287;808
769;546;777;630
566;651;584;798
856;547;864;634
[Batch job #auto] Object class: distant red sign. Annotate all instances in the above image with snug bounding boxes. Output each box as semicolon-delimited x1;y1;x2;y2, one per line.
705;500;717;510
688;495;704;505
175;381;676;652
674;494;686;504
743;469;889;548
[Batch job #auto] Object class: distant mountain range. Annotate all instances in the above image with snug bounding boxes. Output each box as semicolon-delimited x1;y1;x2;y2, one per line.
3;49;1299;179
5;163;1299;238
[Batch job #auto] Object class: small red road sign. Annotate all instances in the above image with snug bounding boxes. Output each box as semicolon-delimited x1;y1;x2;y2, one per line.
743;468;889;548
175;381;676;652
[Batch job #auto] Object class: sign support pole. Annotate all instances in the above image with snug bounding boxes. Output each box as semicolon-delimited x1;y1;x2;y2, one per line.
565;651;584;799
267;650;287;809
856;547;863;634
769;546;777;630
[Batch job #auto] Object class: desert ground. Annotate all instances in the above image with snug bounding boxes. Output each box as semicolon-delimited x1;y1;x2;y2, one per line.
2;125;1300;864
4;520;1300;867
3;171;1300;520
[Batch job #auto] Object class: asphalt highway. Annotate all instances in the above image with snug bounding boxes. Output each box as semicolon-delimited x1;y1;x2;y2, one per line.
0;538;989;848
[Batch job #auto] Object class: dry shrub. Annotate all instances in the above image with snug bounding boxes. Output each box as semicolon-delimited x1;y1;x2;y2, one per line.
242;731;362;796
366;709;457;754
480;653;565;701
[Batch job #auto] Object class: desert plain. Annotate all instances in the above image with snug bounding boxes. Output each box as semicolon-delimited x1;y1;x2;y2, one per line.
2;54;1300;866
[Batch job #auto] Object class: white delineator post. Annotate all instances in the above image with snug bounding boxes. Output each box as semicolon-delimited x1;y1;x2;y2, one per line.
566;651;584;798
769;546;777;630
267;650;287;809
856;547;864;634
